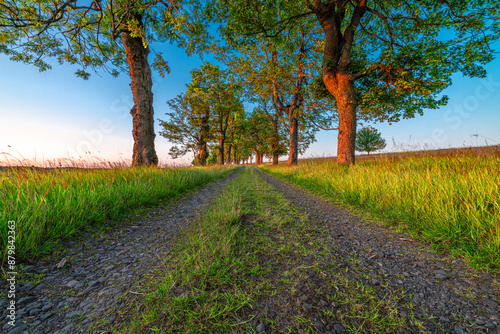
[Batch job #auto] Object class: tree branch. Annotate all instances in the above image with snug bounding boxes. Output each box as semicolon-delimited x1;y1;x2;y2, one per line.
365;5;396;50
339;0;367;69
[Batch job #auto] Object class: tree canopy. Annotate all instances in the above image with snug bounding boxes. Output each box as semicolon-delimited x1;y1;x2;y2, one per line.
355;127;387;155
2;0;499;166
1;0;208;166
0;0;206;77
206;0;500;164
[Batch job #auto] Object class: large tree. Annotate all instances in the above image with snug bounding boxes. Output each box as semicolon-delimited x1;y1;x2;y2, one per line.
215;22;328;165
247;108;273;164
258;96;288;164
207;0;499;165
224;107;248;165
268;33;307;165
218;37;328;165
189;63;243;165
0;0;206;165
159;92;211;165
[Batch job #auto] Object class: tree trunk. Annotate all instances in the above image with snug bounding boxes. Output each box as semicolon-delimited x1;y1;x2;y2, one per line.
122;28;158;166
226;144;232;164
288;112;298;165
197;141;208;166
255;150;261;164
324;71;357;165
198;113;210;166
271;120;279;165
218;136;225;165
313;0;365;166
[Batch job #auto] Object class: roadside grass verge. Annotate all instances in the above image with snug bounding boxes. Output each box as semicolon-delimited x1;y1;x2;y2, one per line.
117;168;422;333
260;153;500;271
0;165;237;260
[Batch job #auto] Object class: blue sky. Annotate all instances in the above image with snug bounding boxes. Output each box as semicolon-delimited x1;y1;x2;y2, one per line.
1;39;500;166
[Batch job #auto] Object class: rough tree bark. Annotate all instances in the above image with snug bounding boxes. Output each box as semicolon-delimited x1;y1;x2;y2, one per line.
197;141;208;166
255;150;262;164
326;72;357;165
287;112;298;165
218;136;225;165
271;120;280;165
271;36;305;166
233;148;238;164
308;0;367;165
217;115;229;165
123;24;158;166
226;144;232;164
197;112;210;166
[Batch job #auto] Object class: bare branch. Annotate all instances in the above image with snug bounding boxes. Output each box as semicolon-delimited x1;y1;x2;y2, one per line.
303;113;338;131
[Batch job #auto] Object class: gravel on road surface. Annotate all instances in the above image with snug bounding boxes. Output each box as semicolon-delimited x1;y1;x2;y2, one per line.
255;168;500;334
3;166;499;334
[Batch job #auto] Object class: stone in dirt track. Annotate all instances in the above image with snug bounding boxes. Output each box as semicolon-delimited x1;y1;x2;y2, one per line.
255;168;500;334
0;168;244;334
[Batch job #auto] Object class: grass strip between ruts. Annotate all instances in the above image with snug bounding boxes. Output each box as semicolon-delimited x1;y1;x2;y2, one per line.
117;167;424;334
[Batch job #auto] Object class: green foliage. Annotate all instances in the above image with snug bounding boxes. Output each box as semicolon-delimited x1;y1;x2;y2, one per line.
355;127;387;155
159;93;211;161
247;108;273;156
225;108;251;161
152;53;171;78
211;23;327;161
207;150;218;165
0;0;209;78
187;62;244;163
205;0;500;127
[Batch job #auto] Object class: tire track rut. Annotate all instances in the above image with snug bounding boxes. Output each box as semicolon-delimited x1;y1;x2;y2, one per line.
255;168;499;334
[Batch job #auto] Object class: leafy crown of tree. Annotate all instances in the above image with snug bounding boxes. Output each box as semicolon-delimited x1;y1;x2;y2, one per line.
355;126;387;155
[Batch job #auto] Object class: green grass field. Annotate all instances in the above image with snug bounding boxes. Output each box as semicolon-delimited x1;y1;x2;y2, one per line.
261;152;500;271
0;166;236;260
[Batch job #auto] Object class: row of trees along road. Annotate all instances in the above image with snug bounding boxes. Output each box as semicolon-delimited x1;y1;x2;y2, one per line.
1;1;499;165
159;63;244;166
159;62;318;166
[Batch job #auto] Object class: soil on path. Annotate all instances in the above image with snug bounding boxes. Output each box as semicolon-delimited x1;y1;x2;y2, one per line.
253;168;500;334
0;168;243;334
